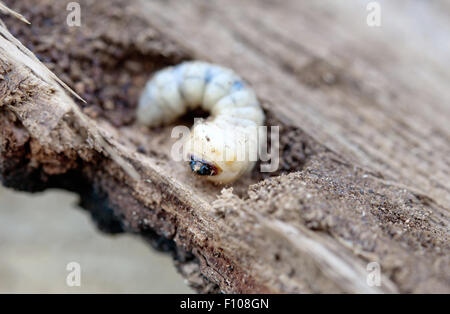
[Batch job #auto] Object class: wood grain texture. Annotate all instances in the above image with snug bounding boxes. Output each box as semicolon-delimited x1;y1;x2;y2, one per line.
0;0;448;293
137;0;450;207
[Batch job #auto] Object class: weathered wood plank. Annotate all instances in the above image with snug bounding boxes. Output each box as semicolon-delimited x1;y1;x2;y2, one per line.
0;0;448;293
137;0;450;207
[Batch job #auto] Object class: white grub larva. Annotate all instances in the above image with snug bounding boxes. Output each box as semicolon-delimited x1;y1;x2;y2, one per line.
137;61;265;184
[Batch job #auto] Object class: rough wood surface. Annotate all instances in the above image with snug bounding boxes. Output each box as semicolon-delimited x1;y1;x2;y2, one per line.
0;0;448;293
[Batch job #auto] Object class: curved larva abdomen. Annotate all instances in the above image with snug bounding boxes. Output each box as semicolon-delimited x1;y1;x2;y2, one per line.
137;61;265;183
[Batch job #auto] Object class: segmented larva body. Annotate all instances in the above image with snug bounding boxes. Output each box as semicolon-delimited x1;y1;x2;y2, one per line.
137;61;264;183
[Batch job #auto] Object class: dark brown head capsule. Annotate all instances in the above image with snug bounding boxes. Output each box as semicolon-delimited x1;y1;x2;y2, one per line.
189;155;221;176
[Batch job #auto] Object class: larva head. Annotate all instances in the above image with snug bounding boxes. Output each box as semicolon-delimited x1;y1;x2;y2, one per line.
189;155;221;176
184;121;256;183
